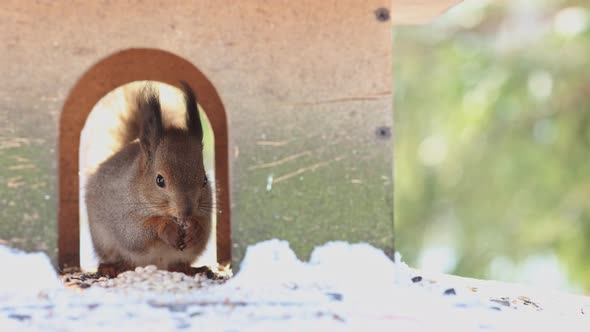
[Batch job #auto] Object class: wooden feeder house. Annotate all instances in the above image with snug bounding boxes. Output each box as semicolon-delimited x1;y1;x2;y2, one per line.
0;0;462;272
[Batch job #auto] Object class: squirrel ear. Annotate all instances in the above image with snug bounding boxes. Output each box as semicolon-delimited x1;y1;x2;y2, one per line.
179;81;203;142
138;85;163;159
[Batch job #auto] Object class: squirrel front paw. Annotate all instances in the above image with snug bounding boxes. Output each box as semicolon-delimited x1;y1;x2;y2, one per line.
159;221;186;251
180;220;207;251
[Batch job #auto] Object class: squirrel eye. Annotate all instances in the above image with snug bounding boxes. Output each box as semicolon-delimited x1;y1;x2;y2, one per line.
156;174;166;188
202;175;208;187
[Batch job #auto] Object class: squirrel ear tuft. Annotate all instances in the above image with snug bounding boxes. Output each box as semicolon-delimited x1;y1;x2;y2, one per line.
179;81;203;142
138;84;163;159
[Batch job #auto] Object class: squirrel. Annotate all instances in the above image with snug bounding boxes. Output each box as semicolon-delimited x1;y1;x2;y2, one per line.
85;82;213;277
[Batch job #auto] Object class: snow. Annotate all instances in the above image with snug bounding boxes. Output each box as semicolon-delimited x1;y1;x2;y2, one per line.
0;245;61;295
1;240;590;331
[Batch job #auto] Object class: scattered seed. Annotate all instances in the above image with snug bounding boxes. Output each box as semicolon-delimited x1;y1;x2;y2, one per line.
9;314;31;321
490;299;511;307
444;288;456;296
332;314;345;322
411;276;423;283
61;265;229;293
325;293;343;301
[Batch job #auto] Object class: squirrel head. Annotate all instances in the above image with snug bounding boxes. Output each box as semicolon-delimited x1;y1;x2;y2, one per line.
136;82;212;226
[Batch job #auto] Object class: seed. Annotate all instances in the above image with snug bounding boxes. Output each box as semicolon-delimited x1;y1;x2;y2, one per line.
444;288;456;295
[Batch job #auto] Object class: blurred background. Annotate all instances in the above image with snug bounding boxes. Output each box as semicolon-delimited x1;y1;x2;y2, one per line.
394;0;590;294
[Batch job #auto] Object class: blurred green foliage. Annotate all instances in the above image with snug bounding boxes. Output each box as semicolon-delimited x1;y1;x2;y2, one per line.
394;0;590;293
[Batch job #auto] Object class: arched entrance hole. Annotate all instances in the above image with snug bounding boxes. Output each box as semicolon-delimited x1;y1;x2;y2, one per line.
58;48;231;271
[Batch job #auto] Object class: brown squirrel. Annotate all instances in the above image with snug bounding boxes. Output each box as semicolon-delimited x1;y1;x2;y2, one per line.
85;82;213;277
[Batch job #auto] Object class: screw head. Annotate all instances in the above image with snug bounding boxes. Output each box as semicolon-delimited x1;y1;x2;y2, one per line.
375;8;390;22
375;126;391;140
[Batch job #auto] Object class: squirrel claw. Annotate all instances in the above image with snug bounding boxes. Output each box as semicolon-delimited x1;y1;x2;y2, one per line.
173;217;189;229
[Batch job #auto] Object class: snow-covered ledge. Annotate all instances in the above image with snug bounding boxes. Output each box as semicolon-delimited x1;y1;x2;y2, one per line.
1;241;589;331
